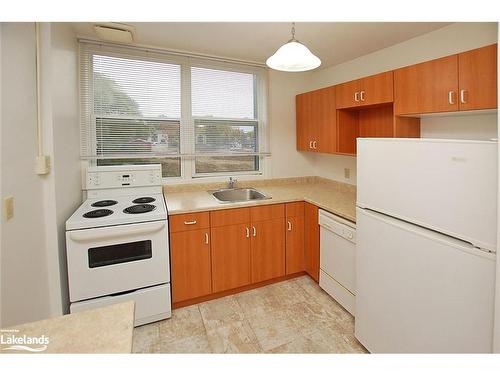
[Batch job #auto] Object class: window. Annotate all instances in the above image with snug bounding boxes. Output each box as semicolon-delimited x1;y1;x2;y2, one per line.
80;42;268;179
191;67;259;175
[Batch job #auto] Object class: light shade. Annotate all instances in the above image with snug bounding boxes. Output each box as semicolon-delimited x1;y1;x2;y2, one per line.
266;40;321;72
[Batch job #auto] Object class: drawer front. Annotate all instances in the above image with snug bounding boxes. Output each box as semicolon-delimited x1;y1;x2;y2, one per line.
250;204;285;222
286;201;305;218
169;212;210;233
210;207;250;227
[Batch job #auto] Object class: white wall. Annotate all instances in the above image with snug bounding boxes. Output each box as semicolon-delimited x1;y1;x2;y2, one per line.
39;23;81;316
49;23;81;315
0;22;4;327
268;70;316;178
493;33;500;354
0;23;80;327
301;22;498;185
421;113;497;140
0;23;52;327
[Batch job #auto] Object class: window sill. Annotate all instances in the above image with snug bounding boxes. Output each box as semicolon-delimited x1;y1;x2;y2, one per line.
163;171;266;185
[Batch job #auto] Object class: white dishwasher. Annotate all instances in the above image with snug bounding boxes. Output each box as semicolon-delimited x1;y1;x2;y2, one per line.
319;209;356;315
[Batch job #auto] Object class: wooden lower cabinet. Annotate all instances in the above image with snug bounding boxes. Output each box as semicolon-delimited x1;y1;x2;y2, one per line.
304;202;320;282
170;203;310;306
251;218;286;283
285;215;305;274
170;229;212;303
210;223;251;293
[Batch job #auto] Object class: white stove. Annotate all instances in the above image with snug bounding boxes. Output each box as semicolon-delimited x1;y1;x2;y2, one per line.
66;193;167;230
65;164;171;326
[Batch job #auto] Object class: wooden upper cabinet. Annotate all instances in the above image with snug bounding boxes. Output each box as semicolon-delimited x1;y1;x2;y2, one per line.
170;229;212;303
336;79;360;109
458;44;497;110
296;86;336;153
336;71;393;109
315;86;337;153
394;55;459;115
359;71;393;107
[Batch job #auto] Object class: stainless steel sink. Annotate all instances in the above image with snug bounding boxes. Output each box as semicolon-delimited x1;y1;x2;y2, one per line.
210;188;270;203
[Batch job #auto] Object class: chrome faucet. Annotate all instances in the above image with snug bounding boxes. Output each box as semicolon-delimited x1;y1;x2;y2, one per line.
228;177;237;189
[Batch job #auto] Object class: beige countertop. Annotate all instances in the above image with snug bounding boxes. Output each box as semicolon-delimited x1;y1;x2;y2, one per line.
0;301;135;354
164;177;357;223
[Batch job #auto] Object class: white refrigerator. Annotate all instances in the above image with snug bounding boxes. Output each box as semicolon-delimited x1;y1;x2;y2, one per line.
355;138;497;353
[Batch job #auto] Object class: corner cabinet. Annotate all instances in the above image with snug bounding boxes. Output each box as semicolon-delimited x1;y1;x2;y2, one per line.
304;202;320;282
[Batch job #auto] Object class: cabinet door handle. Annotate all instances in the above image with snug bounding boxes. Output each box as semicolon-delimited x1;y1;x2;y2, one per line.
448;90;455;105
287;221;292;231
184;220;197;225
460;89;467;104
205;233;209;245
252;226;256;237
246;227;250;238
360;91;365;101
354;92;360;102
309;141;313;149
313;141;317;149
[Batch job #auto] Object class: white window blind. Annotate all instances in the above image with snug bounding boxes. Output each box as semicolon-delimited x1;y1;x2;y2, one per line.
191;67;260;174
80;43;182;177
79;41;268;179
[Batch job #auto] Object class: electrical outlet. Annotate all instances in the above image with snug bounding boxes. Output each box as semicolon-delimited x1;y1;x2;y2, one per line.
344;168;351;179
4;196;14;220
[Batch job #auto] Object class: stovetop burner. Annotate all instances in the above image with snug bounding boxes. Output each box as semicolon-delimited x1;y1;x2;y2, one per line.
83;209;114;218
91;199;118;207
123;204;156;214
132;197;156;204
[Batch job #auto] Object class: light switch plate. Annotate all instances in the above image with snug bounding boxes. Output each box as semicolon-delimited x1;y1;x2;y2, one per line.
35;155;51;175
4;196;14;220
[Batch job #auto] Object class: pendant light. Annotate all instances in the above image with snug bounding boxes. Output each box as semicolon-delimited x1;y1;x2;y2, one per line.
266;22;321;72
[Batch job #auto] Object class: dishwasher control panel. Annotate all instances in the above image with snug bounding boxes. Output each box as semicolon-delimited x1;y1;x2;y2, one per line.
319;210;356;243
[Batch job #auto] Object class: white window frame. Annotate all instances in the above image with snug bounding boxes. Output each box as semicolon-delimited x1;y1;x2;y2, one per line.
185;58;268;181
80;41;269;184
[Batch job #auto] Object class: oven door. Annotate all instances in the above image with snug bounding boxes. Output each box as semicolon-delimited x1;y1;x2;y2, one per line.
66;220;169;302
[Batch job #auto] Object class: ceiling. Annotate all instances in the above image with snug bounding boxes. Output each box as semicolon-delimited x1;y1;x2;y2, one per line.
71;22;451;69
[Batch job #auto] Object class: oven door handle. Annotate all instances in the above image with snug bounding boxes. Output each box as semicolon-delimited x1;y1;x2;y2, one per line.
68;222;166;243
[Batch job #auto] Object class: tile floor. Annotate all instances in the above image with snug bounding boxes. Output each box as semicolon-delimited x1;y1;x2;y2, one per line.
132;275;368;353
